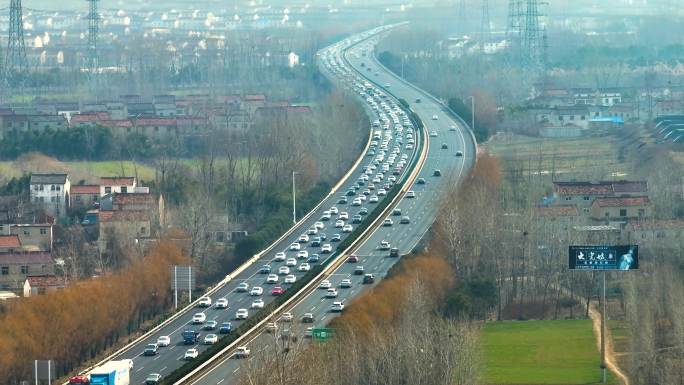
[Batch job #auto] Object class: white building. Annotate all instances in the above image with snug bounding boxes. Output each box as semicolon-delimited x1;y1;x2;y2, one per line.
99;176;138;196
29;174;70;218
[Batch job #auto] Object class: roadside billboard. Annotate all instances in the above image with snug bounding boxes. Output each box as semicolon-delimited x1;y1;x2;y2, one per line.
568;245;639;270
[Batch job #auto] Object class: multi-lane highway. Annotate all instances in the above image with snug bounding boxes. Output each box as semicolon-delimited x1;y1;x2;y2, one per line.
80;24;433;385
182;25;477;385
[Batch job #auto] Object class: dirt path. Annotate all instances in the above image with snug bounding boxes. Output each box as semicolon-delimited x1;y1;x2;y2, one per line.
587;301;630;385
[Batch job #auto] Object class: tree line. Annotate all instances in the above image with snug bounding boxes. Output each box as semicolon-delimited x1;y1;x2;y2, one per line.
0;242;188;384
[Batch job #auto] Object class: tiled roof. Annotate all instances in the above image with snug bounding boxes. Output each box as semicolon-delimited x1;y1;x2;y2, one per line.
630;220;684;231
100;120;133;128
536;205;579;217
554;181;647;196
113;193;154;205
593;196;651;207
71;185;100;194
135;118;177;126
0;235;21;248
0;252;52;264
26;275;64;288
244;94;266;102
30;173;68;185
98;210;149;222
100;177;136;186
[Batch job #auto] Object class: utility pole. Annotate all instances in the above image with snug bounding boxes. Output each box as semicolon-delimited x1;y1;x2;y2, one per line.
5;0;28;76
601;271;607;383
469;95;476;131
86;0;100;74
292;171;299;224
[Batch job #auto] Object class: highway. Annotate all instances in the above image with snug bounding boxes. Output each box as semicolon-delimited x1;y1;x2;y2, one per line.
88;25;427;385
183;25;477;385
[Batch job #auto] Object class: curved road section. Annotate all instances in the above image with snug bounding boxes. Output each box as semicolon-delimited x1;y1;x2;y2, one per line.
183;25;477;385
80;25;425;385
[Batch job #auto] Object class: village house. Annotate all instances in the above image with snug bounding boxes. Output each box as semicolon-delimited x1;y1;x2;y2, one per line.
70;185;101;211
625;220;684;249
23;275;65;296
0;251;54;292
589;196;652;222
30;173;71;219
552;181;648;211
99;176;137;196
97;210;152;253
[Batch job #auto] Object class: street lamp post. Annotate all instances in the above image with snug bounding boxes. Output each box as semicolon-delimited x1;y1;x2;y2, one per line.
292;171;300;224
468;95;475;131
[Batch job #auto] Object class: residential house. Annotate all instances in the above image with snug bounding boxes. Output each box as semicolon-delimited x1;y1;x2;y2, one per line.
127;102;155;117
97;210;152;253
70;185;101;211
9;224;53;252
133;118;177;138
243;94;266;115
30;173;71;218
553;181;648;211
23;275;65;296
99;176;136;196
0;235;22;253
589;196;652;222
27;114;68;131
0;252;54;291
625;220;684;249
111;192;164;228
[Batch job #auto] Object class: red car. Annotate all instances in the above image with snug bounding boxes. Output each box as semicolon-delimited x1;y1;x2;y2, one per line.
271;286;285;296
347;255;359;263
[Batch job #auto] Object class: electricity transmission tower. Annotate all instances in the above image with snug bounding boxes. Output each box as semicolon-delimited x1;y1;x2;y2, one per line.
480;0;491;53
506;0;523;48
457;0;467;36
5;0;28;75
86;0;100;73
522;0;543;66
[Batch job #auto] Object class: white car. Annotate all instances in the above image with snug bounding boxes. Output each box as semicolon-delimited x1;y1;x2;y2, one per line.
280;312;293;322
383;218;393;226
319;280;332;289
331;301;345;312
298;234;309;243
156;335;171;347
406;191;416;198
297;250;309;259
342;224;353;233
326;288;338;298
314;221;325;230
197;297;211;307
184;348;199;360
378;189;387;196
278;266;290;275
215;298;229;309
234;346;251;359
250;286;263;296
204;334;218;345
321;244;333;253
432;115;438;120
379;241;391;250
369;195;379;203
335;220;345;228
266;274;279;283
340;279;352;288
192;312;206;324
298;263;311;272
284;275;297;284
251;299;265;309
339;212;349;220
430;131;438;137
235;308;248;320
286;258;297;267
352;198;362;206
289;243;301;251
236;282;249;292
274;252;286;261
330;206;339;215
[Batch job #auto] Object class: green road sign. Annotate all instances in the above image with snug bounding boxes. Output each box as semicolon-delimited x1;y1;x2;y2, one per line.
312;328;335;342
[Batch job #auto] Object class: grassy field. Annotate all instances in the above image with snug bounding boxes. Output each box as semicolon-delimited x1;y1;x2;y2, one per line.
0;161;157;183
484;135;628;179
482;320;612;385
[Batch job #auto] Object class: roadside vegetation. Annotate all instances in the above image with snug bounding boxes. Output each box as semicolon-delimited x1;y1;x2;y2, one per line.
0;242;188;383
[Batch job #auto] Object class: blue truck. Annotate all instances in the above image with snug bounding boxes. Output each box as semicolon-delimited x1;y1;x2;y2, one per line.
182;330;200;344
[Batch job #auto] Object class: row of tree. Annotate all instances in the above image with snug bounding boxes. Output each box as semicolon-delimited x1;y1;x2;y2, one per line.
236;255;480;385
0;242;188;383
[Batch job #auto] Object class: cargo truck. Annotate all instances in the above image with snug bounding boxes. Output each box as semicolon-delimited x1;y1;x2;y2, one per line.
69;360;133;385
182;329;201;344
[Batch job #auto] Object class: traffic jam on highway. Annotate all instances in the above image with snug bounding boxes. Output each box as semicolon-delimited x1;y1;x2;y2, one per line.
69;27;427;385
